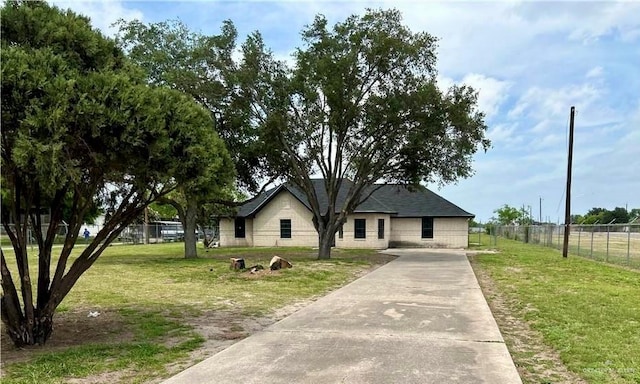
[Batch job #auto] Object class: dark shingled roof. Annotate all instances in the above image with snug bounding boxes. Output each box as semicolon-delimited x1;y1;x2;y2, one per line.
236;179;473;218
370;184;473;217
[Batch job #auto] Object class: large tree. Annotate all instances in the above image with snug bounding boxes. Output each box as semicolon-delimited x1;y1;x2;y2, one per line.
253;9;490;258
1;1;232;346
115;19;269;257
492;204;527;225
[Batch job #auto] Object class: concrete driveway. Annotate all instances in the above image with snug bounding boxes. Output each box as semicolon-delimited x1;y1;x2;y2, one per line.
162;249;522;384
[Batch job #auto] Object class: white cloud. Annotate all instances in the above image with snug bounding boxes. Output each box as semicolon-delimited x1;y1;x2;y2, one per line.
533;133;565;150
567;2;640;43
460;74;512;120
51;1;144;37
530;120;552;133
586;66;604;78
508;83;601;121
438;74;511;120
487;123;520;145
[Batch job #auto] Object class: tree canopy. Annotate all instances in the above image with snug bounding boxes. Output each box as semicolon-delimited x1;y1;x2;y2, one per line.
115;18;265;257
253;9;490;258
1;0;231;346
491;204;533;225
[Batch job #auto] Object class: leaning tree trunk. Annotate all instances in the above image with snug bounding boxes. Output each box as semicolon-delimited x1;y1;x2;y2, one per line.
1;250;55;346
317;227;334;260
183;199;199;259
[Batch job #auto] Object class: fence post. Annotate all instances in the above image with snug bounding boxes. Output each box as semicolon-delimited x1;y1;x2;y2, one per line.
590;228;594;258
627;229;631;265
606;225;610;262
577;226;581;256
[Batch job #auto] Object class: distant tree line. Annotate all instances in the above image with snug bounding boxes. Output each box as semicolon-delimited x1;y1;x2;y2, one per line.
571;207;640;225
479;205;639;235
483;204;639;228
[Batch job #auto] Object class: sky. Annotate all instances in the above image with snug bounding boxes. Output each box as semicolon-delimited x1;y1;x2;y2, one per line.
54;0;640;223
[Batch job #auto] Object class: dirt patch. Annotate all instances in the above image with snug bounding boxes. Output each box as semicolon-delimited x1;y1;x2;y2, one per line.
237;268;282;279
66;370;133;384
0;299;313;383
468;255;587;384
1;309;132;368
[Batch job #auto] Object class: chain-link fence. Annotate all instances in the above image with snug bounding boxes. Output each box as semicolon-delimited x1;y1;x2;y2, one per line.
482;224;640;268
0;223;70;248
104;222;219;245
1;222;219;247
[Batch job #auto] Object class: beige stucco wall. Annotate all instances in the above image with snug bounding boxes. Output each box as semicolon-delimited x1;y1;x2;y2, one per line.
389;217;469;248
219;217;254;247
252;191;319;247
335;214;391;249
220;189;470;249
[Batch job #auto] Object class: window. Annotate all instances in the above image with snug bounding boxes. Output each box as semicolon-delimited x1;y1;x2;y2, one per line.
280;219;292;239
378;219;385;239
354;219;366;239
422;217;434;239
235;217;246;238
338;224;343;239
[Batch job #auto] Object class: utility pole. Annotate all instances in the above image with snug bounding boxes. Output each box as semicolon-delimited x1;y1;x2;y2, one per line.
539;197;542;224
562;106;575;258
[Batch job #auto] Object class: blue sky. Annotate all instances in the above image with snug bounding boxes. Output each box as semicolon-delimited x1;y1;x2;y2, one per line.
55;1;640;222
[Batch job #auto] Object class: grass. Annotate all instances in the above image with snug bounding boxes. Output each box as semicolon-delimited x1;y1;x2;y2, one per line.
471;234;640;384
481;229;640;269
62;244;381;315
1;243;388;383
3;310;203;384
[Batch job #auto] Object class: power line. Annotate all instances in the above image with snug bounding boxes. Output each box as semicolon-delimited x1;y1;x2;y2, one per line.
556;113;572;215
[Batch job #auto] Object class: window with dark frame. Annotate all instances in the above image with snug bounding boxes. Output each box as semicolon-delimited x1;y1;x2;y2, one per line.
354;219;366;239
421;217;434;239
338;224;343;239
280;219;292;239
378;219;385;239
234;217;246;238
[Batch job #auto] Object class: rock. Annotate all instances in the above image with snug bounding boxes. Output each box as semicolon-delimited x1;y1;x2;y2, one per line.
269;256;292;271
230;258;245;270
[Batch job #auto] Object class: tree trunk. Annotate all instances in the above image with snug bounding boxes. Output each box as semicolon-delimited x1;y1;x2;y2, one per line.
183;199;198;259
318;229;334;260
2;305;54;347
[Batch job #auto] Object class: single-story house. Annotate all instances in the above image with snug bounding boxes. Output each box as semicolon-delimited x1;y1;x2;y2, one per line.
219;179;474;249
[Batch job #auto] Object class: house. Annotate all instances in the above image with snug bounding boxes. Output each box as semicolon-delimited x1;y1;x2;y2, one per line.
219;180;474;249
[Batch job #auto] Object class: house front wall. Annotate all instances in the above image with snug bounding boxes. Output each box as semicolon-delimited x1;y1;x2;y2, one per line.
336;214;391;249
220;191;470;249
389;217;469;248
219;217;254;247
252;191;318;247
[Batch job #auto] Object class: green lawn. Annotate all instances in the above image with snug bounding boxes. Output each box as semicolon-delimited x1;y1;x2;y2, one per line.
471;235;640;384
1;243;391;383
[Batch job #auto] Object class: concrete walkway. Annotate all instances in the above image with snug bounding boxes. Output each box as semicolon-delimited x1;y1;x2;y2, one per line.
162;249;522;384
